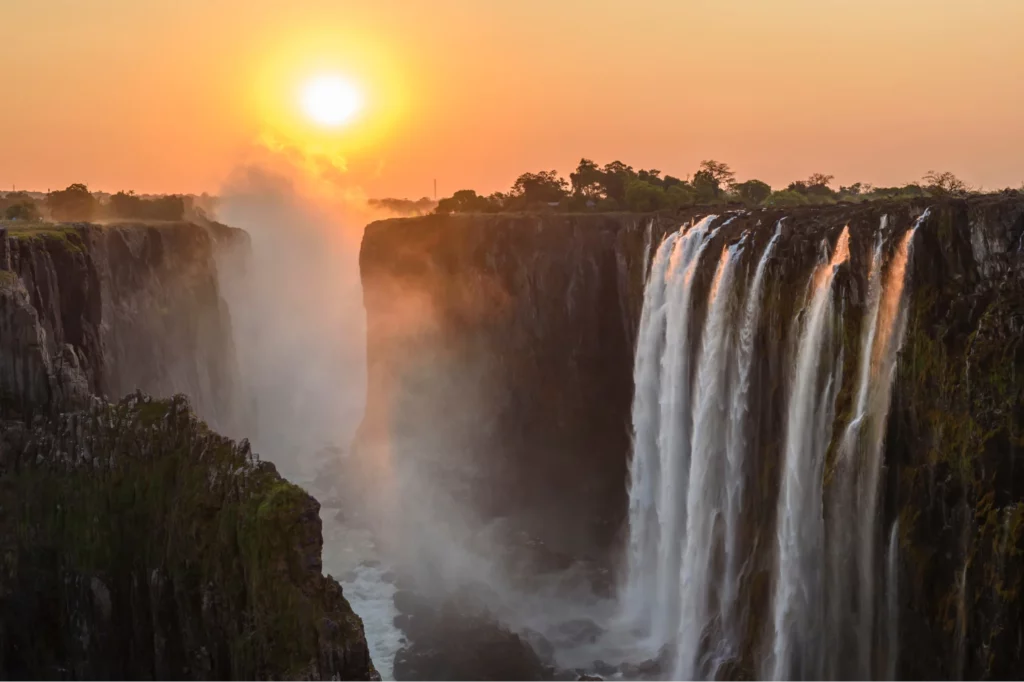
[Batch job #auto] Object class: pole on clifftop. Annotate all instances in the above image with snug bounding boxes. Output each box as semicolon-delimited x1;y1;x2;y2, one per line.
434;179;437;200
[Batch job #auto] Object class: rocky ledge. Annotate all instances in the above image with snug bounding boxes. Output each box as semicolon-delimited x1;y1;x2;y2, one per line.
0;221;244;431
1;220;378;680
0;392;378;680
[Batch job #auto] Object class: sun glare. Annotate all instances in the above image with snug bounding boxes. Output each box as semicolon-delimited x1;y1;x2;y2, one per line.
301;74;363;127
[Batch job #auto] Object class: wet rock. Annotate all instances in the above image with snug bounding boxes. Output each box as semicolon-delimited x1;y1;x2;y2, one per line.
1;221;245;428
550;618;603;646
641;658;664;676
392;601;548;681
521;627;556;663
393;589;433;617
544;665;577;681
620;656;663;679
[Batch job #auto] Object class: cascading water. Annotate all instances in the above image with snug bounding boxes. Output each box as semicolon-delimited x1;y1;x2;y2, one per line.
885;520;900;682
830;210;926;678
719;221;781;659
652;215;718;647
623;229;681;625
674;240;744;679
768;226;849;681
826;225;885;678
620;210;927;681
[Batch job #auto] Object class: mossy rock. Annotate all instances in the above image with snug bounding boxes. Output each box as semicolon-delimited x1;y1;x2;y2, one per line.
0;392;378;680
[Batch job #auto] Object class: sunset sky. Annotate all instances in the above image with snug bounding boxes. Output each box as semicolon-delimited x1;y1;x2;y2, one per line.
1;0;1022;199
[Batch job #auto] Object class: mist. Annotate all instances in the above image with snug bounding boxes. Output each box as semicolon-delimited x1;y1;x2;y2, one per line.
207;156;611;679
214;163;368;480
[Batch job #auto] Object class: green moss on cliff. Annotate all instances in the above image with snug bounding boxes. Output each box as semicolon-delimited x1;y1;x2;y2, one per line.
4;223;85;253
893;222;1024;679
0;393;377;680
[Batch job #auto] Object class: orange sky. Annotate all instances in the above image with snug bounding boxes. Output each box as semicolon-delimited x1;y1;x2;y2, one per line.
1;0;1022;198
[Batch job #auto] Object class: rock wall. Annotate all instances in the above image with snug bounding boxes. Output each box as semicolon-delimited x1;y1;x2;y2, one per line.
0;393;377;680
0;221;244;432
358;194;1024;677
0;221;378;680
359;213;654;554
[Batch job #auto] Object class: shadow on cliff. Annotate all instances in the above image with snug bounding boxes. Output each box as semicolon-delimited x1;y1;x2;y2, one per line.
350;246;621;677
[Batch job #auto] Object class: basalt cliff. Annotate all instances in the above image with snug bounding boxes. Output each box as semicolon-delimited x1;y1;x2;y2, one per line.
0;222;377;680
359;195;1024;679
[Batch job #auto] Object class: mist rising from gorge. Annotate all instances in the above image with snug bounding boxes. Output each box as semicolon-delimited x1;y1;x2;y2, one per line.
214;163;368;477
207;154;602;678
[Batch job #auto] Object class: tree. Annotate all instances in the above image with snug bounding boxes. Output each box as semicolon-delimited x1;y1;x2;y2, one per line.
764;190;809;207
698;160;735;188
788;177;836;202
509;171;569;206
110;190;142;218
434;189;500;214
600;161;635;203
368;197;436;215
569;159;604;199
733;179;772;206
624;179;667;212
146;195;186;220
108;191;185;220
693;169;721;201
46;183;96;222
666;184;697;209
636;169;662;186
922;170;969;197
807;173;835;188
4;200;40;221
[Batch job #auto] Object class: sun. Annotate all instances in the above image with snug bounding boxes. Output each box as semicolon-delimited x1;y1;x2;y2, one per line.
300;74;363;127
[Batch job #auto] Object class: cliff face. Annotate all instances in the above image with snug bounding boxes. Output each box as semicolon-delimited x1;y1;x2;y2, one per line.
0;222;244;432
0;221;378;680
359;213;651;553
359;195;1024;677
0;393;376;680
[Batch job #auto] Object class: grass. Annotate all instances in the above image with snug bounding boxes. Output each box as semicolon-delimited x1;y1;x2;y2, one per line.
1;220;90;253
2;219;78;234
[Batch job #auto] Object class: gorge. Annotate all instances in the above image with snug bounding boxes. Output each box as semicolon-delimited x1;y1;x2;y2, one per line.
359;195;1024;680
1;193;1023;680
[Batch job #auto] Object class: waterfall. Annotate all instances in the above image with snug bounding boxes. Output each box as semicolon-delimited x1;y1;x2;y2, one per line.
674;240;744;679
829;211;924;677
620;211;925;680
768;226;849;681
652;215;718;646
885;520;900;681
826;224;885;677
719;221;782;658
623;230;681;624
854;214;923;675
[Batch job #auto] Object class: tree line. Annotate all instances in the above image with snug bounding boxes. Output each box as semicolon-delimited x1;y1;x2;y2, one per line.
433;160;980;214
0;184;196;223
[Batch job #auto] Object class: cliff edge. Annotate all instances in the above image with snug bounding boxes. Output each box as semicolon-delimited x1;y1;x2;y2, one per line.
0;221;378;680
